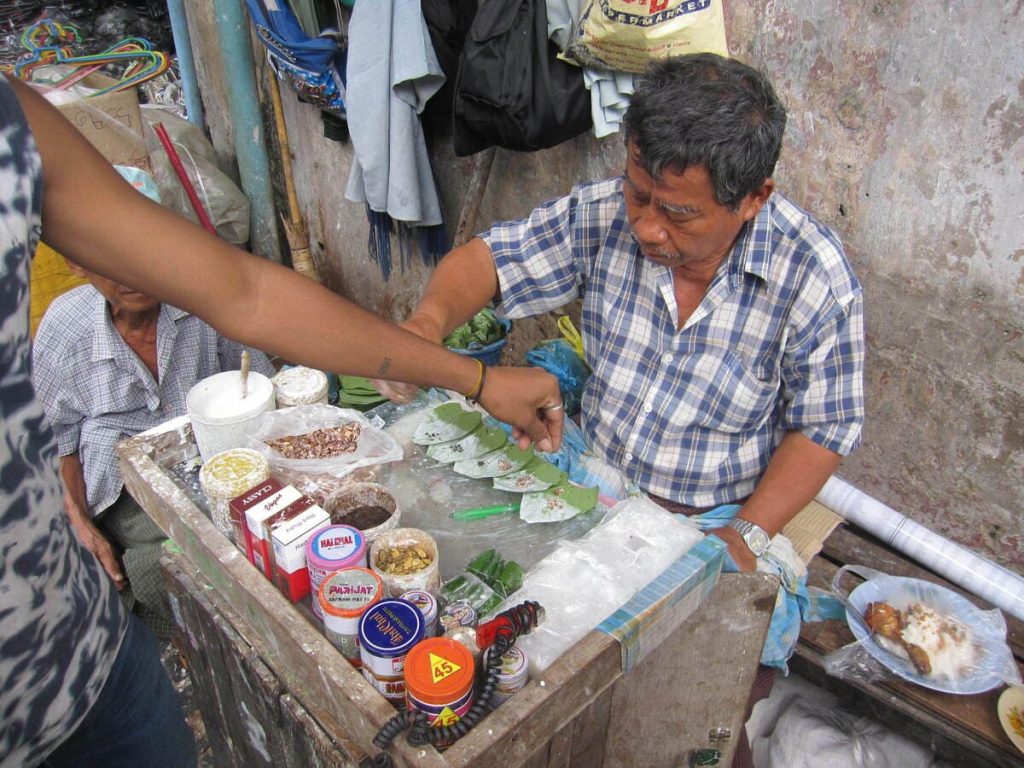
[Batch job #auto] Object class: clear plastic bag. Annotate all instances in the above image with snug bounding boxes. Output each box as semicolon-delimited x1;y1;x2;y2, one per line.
246;405;403;501
825;564;1022;694
141;106;251;245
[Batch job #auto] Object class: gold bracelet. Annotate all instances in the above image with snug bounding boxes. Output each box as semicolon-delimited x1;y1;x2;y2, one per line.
464;358;487;403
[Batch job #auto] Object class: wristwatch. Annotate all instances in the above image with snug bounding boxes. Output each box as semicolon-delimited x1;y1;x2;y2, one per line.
726;518;771;557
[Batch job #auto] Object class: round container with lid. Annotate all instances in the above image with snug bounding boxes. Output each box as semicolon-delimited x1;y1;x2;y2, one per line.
405;637;475;736
359;598;425;706
271;366;329;406
199;448;271;544
400;590;438;637
319;567;383;665
491;644;529;707
306;524;366;619
187;371;276;464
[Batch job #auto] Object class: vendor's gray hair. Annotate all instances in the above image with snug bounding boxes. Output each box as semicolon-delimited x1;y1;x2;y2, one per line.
623;53;787;211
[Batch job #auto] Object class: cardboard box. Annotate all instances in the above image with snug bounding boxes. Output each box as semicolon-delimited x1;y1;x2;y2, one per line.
271;504;330;602
243;484;305;578
54;73;151;172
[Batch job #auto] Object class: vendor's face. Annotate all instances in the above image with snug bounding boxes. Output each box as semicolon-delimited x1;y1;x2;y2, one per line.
66;262;160;317
623;145;773;273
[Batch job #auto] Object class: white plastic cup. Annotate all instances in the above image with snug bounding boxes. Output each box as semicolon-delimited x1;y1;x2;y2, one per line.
187;370;276;464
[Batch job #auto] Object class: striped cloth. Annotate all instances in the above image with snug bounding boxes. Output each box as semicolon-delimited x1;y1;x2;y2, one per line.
486;177;865;507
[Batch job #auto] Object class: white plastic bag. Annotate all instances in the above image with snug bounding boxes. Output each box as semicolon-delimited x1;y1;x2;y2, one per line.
141;106;251;244
246;405;403;501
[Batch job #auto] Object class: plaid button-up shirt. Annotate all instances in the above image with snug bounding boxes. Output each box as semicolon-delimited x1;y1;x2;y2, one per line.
32;285;274;516
486;177;865;506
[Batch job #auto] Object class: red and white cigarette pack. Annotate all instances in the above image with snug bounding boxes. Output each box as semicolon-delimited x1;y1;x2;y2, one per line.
243;484;305;578
271;504;329;602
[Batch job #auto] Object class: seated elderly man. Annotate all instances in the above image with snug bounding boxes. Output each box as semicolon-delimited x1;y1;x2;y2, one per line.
32;258;274;639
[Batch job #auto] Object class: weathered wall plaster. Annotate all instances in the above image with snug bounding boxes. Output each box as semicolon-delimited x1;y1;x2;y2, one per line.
185;1;1022;571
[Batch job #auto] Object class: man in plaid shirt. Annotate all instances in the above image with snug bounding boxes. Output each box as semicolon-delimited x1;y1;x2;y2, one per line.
382;53;865;572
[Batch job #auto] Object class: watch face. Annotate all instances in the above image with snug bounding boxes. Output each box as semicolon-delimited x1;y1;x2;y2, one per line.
745;528;770;556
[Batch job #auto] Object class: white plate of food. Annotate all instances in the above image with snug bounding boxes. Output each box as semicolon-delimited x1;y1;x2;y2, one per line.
834;565;1015;695
998;686;1024;754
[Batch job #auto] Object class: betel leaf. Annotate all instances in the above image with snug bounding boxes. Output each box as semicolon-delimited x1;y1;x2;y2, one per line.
413;402;484;445
426;424;507;463
519;480;599;524
492;456;565;492
453;444;534;478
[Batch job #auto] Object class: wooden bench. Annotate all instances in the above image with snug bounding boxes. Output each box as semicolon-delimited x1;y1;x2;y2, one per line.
792;523;1024;767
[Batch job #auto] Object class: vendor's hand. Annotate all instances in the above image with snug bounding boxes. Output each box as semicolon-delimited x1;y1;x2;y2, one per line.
708;525;758;573
480;366;564;453
65;496;126;590
371;317;440;404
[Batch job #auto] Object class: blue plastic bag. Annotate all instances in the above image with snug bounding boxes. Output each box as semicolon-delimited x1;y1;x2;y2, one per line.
526;339;589;417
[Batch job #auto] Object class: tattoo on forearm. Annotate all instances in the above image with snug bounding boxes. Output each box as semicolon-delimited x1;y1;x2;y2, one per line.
377;357;392;377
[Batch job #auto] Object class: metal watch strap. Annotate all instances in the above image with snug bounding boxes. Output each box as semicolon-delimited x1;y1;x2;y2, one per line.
726;518;770;557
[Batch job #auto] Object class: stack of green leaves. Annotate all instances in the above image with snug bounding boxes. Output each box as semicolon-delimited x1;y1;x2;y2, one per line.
336;375;388;411
441;548;526;616
443;308;506;350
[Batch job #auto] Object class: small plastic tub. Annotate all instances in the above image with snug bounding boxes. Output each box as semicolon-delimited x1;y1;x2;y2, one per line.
306;524;366;620
358;598;425;706
319;567;383;666
491;644;529;708
187;370;276;464
400;589;438;638
199;448;271;543
405;637;475;739
272;366;329;406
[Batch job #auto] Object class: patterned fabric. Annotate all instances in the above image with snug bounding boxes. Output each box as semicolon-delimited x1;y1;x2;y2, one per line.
0;76;128;767
32;285;273;516
486;177;865;506
97;491;174;641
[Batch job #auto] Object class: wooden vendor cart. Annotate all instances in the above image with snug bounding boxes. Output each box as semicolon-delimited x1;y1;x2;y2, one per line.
118;421;777;768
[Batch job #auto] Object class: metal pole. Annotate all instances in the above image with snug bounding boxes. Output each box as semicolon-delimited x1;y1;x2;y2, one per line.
165;0;205;128
213;0;281;261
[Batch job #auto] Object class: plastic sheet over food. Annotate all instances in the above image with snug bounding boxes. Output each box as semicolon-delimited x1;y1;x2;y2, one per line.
498;496;705;674
818;476;1024;622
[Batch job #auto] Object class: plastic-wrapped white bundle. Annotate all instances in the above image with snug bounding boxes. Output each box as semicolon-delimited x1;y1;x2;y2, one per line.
502;496;703;674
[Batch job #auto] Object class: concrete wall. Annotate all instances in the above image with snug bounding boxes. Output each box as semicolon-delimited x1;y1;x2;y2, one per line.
185;1;1022;572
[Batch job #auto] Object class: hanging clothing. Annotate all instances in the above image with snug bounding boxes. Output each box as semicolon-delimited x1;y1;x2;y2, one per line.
546;0;636;137
344;0;445;228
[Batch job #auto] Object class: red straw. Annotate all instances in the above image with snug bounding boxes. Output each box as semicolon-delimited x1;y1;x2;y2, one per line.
153;122;218;235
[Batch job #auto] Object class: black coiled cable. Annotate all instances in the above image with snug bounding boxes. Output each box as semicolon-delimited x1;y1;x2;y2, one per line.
361;601;543;768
